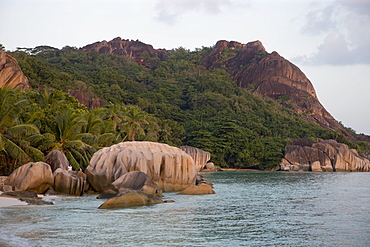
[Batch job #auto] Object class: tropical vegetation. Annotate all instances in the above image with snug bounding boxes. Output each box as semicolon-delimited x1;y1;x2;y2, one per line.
0;44;368;175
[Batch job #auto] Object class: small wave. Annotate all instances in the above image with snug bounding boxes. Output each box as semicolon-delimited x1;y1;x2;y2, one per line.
0;230;36;247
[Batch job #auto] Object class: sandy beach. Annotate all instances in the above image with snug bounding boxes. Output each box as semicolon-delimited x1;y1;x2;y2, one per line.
0;195;28;207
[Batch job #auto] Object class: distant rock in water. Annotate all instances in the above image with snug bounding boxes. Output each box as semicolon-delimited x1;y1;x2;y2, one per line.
0;51;30;90
80;37;167;64
280;139;370;172
85;141;197;192
201;40;354;141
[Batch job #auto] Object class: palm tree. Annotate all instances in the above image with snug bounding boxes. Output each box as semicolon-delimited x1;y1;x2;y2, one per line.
0;87;44;174
120;106;148;141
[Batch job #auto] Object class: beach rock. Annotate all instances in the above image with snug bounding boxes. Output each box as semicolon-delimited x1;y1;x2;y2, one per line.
98;190;163;209
280;139;370;172
109;171;162;197
45;150;69;172
0;191;54;205
178;145;211;171
86;141;196;192
7;162;54;193
0;51;30;90
53;169;88;196
178;184;215;195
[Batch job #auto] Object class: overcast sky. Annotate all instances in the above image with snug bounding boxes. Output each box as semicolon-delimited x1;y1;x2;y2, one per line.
1;0;370;134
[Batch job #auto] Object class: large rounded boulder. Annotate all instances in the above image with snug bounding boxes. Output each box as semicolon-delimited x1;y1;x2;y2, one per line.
85;141;196;192
7;162;54;193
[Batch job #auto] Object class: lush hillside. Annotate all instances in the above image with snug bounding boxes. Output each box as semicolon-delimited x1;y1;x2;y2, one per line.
2;43;367;174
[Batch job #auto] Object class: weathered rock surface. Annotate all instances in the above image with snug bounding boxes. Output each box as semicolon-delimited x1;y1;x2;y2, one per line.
200;40;353;141
7;162;54;193
0;51;30;90
67;89;107;109
81;37;167;65
178;184;215;195
280;139;370;172
85;141;197;192
45;150;69;172
98;190;163;209
0;191;54;205
53;169;88;196
178;145;211;171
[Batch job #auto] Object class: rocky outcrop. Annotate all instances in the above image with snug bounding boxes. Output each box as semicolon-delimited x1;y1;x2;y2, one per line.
67;89;106;109
178;145;210;171
45;150;69;172
81;37;167;65
7;162;54;193
200;40;352;140
53;169;88;196
0;51;30;90
98;190;164;209
100;171;162;198
85;141;197;192
0;191;54;205
178;184;215;195
280;139;370;172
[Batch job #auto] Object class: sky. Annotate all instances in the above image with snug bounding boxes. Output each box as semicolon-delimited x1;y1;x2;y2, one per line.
1;0;370;134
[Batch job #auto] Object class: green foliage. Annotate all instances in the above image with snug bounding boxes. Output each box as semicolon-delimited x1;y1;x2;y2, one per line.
2;45;366;174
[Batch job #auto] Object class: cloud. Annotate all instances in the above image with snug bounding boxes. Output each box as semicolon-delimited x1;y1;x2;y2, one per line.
154;0;233;25
296;0;370;65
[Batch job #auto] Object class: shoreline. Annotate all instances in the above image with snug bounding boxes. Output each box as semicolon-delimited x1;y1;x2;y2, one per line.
220;168;262;172
0;196;28;207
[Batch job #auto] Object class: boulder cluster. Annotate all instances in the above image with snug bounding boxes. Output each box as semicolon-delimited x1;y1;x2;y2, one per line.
0;142;215;208
280;139;370;172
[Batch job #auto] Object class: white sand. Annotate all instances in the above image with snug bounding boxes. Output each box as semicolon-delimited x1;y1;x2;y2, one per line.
0;196;28;207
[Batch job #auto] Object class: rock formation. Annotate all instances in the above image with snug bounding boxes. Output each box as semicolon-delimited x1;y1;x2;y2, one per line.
0;191;53;205
7;162;54;193
98;190;164;209
280;139;370;172
53;169;88;196
200;40;353;141
178;184;215;195
45;150;69;172
80;37;167;65
67;89;107;109
0;51;30;90
85;141;197;192
178;145;211;171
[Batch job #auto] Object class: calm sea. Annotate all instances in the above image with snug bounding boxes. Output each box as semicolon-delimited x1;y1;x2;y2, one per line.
1;171;369;247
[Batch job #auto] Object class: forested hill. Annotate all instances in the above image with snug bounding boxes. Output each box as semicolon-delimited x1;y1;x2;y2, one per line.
3;38;369;172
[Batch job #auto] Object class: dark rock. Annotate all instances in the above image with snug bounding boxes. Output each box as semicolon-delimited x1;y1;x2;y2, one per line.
67;89;107;109
45;150;69;172
0;191;54;205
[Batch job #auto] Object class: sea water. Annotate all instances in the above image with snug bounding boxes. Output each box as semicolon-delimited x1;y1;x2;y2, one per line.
0;171;369;247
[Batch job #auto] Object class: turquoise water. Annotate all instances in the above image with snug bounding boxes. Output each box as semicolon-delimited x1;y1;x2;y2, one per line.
1;171;369;246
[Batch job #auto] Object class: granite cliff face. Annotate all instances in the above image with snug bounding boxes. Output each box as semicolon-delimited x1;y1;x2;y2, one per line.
80;37;167;64
200;40;351;139
0;51;30;90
